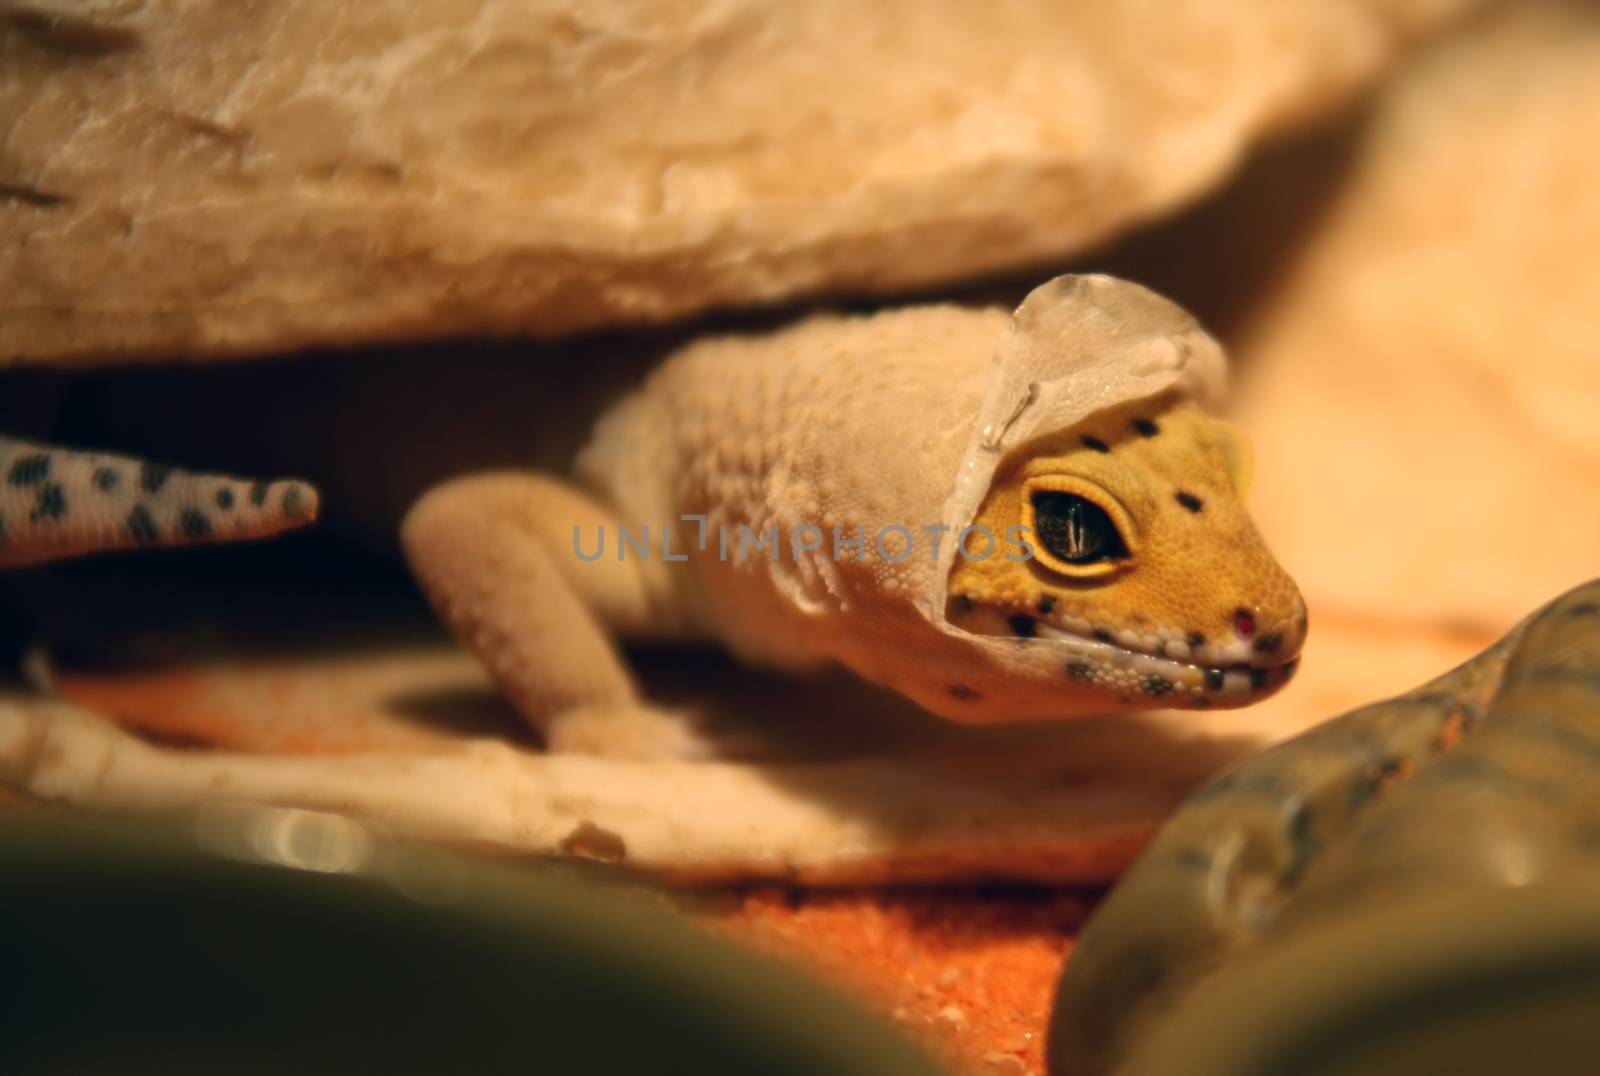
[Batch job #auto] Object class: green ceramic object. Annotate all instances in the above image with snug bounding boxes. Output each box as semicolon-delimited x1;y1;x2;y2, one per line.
1051;577;1600;1075
0;808;945;1076
1117;877;1600;1076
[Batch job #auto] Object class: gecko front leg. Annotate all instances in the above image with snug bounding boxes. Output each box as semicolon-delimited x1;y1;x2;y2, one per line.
401;472;714;760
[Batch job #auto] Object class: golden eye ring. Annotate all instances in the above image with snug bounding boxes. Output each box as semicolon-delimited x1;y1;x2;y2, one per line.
1020;476;1136;580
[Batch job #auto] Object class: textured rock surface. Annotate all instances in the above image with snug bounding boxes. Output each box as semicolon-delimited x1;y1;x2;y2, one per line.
1235;0;1600;637
2;0;1481;363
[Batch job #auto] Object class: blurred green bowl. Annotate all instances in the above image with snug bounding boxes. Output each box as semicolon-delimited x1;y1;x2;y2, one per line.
1118;877;1600;1076
0;807;944;1076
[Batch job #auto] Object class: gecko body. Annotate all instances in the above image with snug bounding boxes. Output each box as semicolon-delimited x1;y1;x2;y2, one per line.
403;275;1306;758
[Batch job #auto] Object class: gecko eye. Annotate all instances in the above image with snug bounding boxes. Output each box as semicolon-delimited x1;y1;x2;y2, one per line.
1030;491;1129;565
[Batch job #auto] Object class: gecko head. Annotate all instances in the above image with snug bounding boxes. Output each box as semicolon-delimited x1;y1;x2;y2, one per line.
941;388;1305;713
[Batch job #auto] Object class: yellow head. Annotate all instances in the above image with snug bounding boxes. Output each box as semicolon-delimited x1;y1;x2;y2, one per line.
944;389;1305;710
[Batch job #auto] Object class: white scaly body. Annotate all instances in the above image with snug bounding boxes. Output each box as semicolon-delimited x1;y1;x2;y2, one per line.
575;276;1228;719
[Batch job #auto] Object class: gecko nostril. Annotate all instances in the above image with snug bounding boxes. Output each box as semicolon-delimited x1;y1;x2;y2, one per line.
1233;609;1256;638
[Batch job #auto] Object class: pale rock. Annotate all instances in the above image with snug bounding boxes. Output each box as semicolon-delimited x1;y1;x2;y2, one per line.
2;0;1482;363
1235;0;1600;650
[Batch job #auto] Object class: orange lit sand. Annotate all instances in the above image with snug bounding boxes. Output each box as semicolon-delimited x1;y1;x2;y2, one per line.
708;887;1093;1076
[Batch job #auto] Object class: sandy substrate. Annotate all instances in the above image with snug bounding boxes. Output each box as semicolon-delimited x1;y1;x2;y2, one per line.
711;887;1093;1076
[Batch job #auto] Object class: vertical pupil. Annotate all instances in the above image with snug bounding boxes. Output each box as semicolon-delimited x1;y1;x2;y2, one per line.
1065;501;1088;557
1033;491;1123;564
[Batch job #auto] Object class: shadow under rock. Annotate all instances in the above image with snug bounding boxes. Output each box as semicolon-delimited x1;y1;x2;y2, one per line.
907;99;1373;360
1083;106;1372;352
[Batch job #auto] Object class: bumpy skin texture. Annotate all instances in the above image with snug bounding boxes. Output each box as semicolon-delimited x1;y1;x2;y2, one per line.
404;276;1305;758
0;435;319;568
1047;577;1600;1076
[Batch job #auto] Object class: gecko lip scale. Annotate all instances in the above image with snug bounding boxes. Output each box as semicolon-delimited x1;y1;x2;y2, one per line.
1024;614;1299;704
957;604;1300;704
1035;620;1300;705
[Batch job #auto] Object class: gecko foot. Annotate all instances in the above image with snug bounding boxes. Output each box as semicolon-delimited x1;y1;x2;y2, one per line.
546;703;757;762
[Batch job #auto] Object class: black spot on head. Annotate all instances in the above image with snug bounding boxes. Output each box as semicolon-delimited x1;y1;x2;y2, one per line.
1250;667;1270;690
1566;602;1600;619
1037;595;1055;615
948;684;981;701
140;461;173;493
1132;418;1160;438
1145;674;1172;697
1009;615;1037;638
1175;490;1204;513
180;509;211;539
952;595;974;617
215;487;235;510
126;504;159;544
1187;631;1206;648
93;466;120;491
1093;629;1114;644
249;481;270;507
1067;661;1093;681
1080;435;1110;454
8;453;49;486
30;483;65;522
1204;668;1225;690
1254;632;1283;654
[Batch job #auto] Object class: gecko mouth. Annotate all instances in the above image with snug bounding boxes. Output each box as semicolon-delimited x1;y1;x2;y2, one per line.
949;600;1300;707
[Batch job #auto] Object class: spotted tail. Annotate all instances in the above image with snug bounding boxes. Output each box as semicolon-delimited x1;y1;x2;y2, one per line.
0;436;320;568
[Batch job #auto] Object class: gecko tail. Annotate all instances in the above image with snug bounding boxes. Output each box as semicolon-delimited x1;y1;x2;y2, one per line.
0;436;320;569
